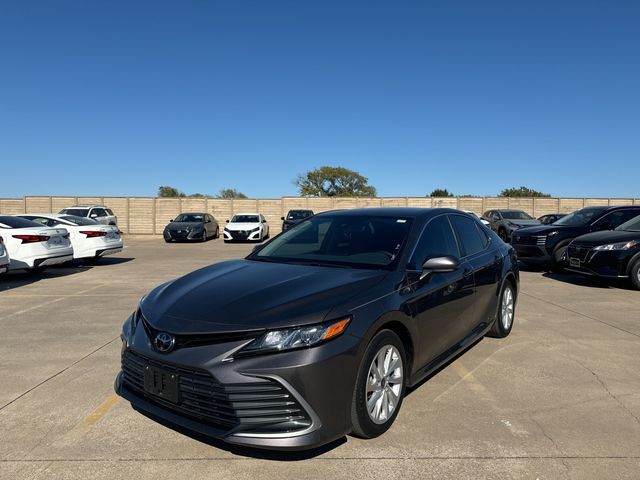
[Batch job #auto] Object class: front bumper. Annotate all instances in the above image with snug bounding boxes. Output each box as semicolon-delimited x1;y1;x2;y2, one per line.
223;229;261;242
562;247;630;278
511;235;551;264
164;229;204;241
116;322;360;450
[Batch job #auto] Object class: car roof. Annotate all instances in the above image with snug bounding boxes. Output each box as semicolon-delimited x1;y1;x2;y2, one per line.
177;212;207;215
233;212;261;216
315;207;463;219
63;205;107;208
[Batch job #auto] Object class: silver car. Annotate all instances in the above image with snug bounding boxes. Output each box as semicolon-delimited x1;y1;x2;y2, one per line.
59;205;118;226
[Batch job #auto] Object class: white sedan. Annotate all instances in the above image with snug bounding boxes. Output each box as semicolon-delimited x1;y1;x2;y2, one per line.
19;214;123;262
224;213;270;242
0;236;9;275
0;216;74;272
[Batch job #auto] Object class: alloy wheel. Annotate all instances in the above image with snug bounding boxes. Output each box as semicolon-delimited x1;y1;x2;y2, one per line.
501;286;514;330
366;345;403;425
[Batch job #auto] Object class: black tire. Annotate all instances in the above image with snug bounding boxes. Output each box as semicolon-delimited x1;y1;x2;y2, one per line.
487;281;516;338
201;231;207;242
549;242;570;272
214;227;219;239
164;238;172;243
498;228;508;242
351;330;407;439
630;260;640;290
27;266;47;274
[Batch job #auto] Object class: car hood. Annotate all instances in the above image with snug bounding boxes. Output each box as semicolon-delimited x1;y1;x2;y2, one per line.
225;222;261;231
572;230;640;246
166;222;203;230
515;224;582;236
506;219;541;227
141;259;388;334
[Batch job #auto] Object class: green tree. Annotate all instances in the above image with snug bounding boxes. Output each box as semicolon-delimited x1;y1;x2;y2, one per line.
188;193;208;198
429;188;454;197
498;186;551;198
158;186;186;198
294;166;377;197
217;188;248;199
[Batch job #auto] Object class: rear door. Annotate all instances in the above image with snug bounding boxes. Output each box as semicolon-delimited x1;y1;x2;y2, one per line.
450;214;503;330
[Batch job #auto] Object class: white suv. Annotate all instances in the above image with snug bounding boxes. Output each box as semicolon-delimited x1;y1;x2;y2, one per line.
59;206;118;226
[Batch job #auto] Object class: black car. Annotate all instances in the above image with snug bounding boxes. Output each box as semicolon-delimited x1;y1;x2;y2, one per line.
512;205;640;269
537;213;566;225
163;213;219;243
116;208;519;450
481;209;540;242
281;209;314;231
562;214;640;289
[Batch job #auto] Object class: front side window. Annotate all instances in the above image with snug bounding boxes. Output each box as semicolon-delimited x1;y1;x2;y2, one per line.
594;209;640;229
450;215;486;257
409;216;459;269
251;215;413;269
91;208;107;217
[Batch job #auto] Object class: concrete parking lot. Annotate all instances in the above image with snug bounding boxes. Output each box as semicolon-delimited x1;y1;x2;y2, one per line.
1;238;639;479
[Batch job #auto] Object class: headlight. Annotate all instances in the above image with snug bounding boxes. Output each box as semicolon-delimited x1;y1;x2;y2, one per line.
250;226;260;233
235;316;351;357
593;240;638;251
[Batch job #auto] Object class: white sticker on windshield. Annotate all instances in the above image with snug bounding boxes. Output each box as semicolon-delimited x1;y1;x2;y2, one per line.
396;219;407;223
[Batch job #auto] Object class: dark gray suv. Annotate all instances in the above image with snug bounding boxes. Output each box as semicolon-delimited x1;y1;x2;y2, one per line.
482;209;540;242
116;208;519;450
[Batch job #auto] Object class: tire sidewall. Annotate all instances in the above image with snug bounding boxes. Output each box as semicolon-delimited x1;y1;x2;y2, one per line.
630;260;640;290
351;330;407;438
493;281;516;337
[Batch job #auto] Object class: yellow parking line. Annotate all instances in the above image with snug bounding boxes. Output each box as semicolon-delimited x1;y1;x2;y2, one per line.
80;395;121;428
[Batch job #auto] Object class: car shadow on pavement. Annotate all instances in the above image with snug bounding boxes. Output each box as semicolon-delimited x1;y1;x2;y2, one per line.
78;256;135;266
0;263;93;292
133;406;347;460
542;271;635;290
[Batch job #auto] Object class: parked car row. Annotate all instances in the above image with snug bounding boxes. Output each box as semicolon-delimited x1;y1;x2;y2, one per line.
0;214;123;274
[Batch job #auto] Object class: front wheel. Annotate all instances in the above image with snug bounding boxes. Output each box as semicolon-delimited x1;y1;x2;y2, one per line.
630;260;640;290
498;228;508;242
351;330;406;439
487;281;516;338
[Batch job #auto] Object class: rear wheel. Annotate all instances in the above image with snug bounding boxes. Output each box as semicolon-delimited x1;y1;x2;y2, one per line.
630;260;640;290
201;231;207;242
214;227;219;239
487;281;516;338
498;228;508;242
351;330;406;439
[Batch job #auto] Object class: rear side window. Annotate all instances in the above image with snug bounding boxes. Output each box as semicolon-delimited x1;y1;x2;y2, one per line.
410;216;459;268
106;209;114;216
450;215;487;257
92;208;107;217
0;216;43;228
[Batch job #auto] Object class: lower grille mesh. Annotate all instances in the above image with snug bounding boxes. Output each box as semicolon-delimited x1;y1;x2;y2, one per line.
122;349;312;434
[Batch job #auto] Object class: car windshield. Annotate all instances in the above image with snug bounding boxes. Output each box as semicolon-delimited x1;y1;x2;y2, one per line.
287;211;313;220
175;214;204;222
250;214;413;269
60;215;99;226
0;216;43;229
616;215;640;232
553;207;607;226
501;211;533;220
231;215;260;223
60;208;89;217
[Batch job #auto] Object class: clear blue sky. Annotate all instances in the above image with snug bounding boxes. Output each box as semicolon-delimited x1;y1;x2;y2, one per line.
1;0;638;198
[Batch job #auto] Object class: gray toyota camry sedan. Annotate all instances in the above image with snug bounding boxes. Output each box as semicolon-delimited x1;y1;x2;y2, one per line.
116;208;519;450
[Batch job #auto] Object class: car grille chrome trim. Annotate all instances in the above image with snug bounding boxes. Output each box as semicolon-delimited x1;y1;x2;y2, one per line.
121;349;313;434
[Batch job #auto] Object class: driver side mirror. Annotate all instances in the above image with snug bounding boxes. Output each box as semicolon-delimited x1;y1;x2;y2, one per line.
90;214;98;218
408;256;460;281
281;216;285;221
226;220;230;223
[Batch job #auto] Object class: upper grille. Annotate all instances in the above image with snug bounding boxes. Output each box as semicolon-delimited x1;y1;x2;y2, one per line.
567;243;593;262
121;349;312;434
513;234;546;246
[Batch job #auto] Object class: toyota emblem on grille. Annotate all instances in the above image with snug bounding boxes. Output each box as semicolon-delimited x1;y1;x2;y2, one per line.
154;332;175;353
